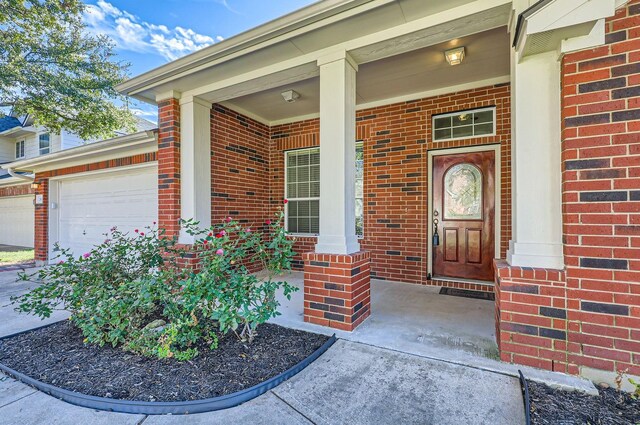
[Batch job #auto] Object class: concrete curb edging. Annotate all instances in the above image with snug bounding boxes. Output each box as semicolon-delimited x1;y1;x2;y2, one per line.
518;370;532;425
0;321;337;415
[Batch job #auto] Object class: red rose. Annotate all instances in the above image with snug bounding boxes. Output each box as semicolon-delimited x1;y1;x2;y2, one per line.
265;219;272;225
283;199;288;204
134;229;139;233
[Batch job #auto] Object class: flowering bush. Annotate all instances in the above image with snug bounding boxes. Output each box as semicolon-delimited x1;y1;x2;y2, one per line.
177;208;297;344
13;226;183;348
13;208;297;360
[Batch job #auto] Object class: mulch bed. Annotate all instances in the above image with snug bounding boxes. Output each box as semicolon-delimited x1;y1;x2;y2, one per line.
0;320;328;402
528;380;640;425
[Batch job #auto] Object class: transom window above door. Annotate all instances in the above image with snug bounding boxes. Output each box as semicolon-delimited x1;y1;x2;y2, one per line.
433;107;496;142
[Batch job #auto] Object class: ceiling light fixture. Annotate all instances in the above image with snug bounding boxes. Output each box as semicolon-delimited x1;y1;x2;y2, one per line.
445;47;465;66
281;90;301;103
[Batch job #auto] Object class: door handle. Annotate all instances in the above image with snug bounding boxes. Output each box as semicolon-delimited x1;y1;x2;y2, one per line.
433;210;440;246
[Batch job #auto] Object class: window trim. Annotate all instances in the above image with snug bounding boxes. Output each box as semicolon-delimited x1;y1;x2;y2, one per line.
355;140;364;238
39;133;50;155
432;107;496;142
15;140;25;159
284;147;320;236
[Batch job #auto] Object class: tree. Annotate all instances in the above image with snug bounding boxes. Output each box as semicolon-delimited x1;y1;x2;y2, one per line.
0;0;135;140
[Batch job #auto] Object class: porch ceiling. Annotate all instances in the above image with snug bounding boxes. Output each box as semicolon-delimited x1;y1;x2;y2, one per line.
222;27;510;124
119;0;513;117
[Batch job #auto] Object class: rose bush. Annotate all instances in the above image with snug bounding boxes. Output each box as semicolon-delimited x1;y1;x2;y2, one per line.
13;225;184;348
13;208;297;360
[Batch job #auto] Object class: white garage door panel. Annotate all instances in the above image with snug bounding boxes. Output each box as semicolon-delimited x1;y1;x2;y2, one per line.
0;195;34;247
55;166;157;258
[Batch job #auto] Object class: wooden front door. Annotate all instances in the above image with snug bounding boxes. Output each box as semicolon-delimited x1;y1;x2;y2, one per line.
432;151;495;281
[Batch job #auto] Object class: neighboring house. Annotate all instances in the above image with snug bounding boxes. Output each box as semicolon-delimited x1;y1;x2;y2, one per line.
0;113;155;248
3;0;639;387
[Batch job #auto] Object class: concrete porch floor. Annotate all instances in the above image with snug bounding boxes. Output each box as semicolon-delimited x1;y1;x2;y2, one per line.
271;272;597;393
272;272;498;363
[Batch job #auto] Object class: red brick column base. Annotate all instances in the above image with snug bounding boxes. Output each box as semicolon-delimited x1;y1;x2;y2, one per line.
303;251;371;331
494;260;574;374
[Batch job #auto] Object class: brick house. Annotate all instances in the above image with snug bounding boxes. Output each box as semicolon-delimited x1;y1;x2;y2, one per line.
4;0;640;385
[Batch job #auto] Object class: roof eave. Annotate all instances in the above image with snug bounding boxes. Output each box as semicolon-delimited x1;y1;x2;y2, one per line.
116;0;380;96
2;130;158;173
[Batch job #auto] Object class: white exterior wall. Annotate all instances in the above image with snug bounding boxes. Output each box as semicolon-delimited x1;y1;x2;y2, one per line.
1;130;64;162
0;138;14;163
61;130;97;149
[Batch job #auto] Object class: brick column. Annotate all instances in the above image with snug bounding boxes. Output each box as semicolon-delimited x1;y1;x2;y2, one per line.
157;97;181;239
303;251;371;331
34;176;48;264
494;260;572;373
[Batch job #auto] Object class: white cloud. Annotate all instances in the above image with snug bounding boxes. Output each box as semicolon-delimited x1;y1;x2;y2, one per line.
83;1;222;61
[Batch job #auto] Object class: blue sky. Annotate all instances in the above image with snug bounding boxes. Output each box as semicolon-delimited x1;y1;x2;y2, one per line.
83;0;315;121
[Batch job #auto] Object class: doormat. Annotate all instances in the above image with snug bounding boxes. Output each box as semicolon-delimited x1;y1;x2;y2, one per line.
439;287;495;301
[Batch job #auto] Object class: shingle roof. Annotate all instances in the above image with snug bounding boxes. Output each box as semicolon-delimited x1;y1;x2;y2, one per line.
0;116;21;133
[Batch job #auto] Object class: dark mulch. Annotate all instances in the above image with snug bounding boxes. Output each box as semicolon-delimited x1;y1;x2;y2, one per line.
0;321;329;402
529;380;640;425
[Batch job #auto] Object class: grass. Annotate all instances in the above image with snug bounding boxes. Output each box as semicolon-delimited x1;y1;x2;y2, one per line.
0;249;34;266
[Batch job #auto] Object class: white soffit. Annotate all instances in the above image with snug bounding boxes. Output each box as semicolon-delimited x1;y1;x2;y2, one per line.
223;27;510;124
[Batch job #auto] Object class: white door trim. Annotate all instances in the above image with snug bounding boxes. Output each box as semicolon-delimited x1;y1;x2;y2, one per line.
47;162;158;262
427;144;501;278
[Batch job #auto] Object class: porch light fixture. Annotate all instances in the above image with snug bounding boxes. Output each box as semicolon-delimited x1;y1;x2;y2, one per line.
281;90;301;103
445;47;465;66
30;182;39;190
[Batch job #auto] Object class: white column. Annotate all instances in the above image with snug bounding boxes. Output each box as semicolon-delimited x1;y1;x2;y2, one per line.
507;49;564;269
315;51;360;255
179;96;212;244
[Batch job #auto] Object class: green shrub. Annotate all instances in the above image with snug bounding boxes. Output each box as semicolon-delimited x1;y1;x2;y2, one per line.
179;208;298;343
13;226;182;347
14;209;297;360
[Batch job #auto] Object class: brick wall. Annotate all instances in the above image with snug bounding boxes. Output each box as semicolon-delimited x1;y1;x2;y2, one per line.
32;153;157;262
495;261;572;372
211;105;271;230
158;98;181;239
496;0;640;379
0;184;33;197
562;0;640;378
269;84;511;285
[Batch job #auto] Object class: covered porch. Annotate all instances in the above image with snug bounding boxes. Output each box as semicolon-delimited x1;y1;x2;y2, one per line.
117;0;621;373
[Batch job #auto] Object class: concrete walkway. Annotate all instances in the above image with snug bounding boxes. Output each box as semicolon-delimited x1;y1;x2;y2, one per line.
0;270;528;424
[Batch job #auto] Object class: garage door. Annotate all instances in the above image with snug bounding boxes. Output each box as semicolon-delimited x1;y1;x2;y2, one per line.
0;195;34;247
52;166;158;259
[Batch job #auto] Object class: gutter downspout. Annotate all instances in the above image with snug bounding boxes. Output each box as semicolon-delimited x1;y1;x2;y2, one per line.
7;168;35;182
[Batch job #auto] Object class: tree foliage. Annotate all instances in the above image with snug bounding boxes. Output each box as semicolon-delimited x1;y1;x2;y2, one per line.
0;0;135;139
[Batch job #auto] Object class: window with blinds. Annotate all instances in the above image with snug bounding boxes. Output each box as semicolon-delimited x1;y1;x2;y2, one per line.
285;148;320;234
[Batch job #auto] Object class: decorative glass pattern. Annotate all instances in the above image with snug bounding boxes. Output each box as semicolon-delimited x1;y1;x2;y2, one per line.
444;163;482;220
433;108;495;141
